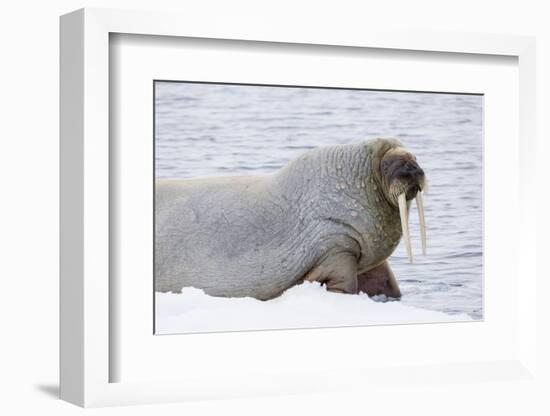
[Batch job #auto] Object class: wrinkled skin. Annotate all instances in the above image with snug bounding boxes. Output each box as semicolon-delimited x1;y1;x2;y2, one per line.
155;138;425;300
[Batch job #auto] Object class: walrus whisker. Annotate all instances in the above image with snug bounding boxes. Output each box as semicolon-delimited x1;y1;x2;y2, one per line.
398;192;413;263
416;191;427;255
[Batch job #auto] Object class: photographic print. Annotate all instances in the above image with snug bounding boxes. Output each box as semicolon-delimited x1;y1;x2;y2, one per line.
154;81;483;334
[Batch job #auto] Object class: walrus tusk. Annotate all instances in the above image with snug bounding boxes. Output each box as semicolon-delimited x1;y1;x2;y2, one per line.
416;191;427;255
398;192;413;263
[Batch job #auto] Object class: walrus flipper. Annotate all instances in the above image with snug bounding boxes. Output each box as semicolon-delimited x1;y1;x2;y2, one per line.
304;253;358;294
357;260;401;299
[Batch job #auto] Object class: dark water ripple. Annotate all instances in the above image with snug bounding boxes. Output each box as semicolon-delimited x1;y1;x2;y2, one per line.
155;82;483;320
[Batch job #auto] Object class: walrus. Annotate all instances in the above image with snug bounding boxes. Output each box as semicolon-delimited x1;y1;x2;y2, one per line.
155;138;426;300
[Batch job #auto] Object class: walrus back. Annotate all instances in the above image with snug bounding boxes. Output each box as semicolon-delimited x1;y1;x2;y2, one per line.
155;175;301;298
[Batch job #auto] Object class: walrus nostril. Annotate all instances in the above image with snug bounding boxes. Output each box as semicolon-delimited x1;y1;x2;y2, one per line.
394;161;424;181
406;164;424;177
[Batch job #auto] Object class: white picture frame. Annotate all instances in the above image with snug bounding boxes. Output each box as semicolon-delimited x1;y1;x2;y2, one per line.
60;7;538;407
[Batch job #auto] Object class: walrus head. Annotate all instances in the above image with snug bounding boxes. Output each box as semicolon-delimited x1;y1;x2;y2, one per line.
379;144;427;263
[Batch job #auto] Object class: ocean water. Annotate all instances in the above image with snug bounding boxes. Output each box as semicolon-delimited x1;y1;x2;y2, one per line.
155;82;483;320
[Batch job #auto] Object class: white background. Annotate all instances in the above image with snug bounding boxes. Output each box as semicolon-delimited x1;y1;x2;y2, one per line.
0;1;548;415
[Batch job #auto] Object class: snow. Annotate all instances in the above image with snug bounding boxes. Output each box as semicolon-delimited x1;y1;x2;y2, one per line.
155;282;471;334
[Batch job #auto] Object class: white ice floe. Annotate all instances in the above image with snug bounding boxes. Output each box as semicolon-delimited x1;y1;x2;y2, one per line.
155;281;471;334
